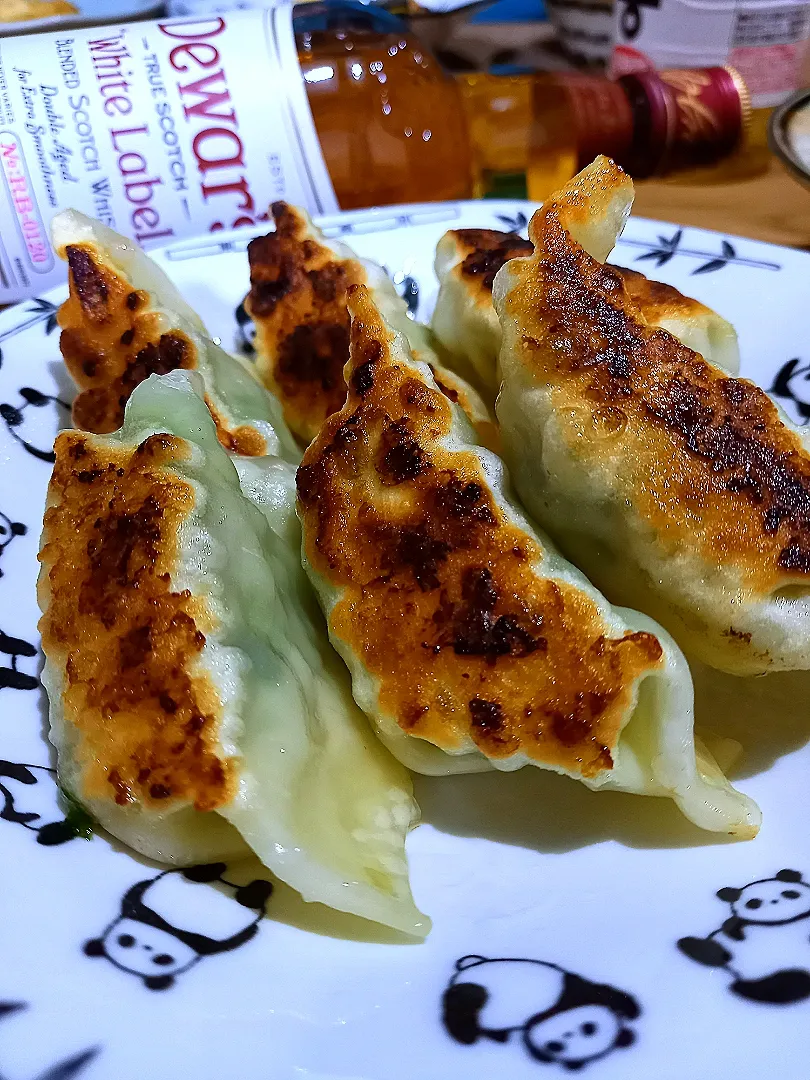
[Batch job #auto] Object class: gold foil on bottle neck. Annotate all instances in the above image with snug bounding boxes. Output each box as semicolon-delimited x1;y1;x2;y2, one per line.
725;65;753;136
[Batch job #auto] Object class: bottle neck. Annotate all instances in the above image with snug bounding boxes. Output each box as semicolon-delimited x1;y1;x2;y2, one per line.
456;72;633;200
456;66;749;201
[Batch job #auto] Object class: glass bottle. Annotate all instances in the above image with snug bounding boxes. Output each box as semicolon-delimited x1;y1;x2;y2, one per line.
0;1;752;303
294;2;476;208
456;67;750;203
293;2;751;207
611;0;810;182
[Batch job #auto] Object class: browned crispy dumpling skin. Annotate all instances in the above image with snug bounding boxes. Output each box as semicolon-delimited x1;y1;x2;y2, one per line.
453;228;535;295
294;285;756;841
39;429;235;813
246;202;355;444
295;285;761;834
495;156;810;675
432;226;739;402
36;370;426;933
614;266;739;373
425;361;500;452
431;229;533;398
51;210;298;461
245;202;496;447
618;267;710;325
59;249;197;435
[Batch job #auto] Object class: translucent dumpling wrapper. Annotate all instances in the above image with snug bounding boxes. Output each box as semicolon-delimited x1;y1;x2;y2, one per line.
494;156;810;676
432;229;535;401
52;210;299;463
296;283;760;838
244;202;497;448
432;225;740;404
37;369;427;936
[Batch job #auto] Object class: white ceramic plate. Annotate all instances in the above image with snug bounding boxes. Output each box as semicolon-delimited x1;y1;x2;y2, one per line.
1;200;810;1080
0;0;162;36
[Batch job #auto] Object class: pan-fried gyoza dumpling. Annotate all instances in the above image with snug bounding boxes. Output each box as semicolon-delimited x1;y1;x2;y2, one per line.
432;229;535;399
494;156;810;676
244;202;496;448
37;369;427;936
52;210;299;462
432;226;739;403
615;266;739;376
296;284;759;838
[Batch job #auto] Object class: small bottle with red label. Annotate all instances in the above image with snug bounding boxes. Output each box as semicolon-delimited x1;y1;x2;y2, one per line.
456;65;751;202
611;0;810;180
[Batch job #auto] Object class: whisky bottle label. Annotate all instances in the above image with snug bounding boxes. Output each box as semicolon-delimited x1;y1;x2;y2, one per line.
0;5;337;303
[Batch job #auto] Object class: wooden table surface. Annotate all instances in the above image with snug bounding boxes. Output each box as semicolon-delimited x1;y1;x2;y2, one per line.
634;157;810;250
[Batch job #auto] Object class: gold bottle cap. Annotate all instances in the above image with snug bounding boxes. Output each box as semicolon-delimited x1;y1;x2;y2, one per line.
725;65;753;136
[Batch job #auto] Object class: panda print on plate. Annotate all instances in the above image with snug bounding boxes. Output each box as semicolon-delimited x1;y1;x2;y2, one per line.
84;864;273;991
0;508;26;579
0;388;69;464
234;300;257;356
442;956;640;1071
0;630;38;693
678;869;810;1004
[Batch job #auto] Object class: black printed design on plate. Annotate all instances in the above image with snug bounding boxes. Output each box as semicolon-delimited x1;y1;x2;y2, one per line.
0;298;60;352
0;1001;99;1080
382;267;420;316
0;630;39;692
678;869;810;1004
442;955;640;1071
84;864;273;990
24;297;60;337
495;211;529;235
485;215;780;275
0;388;69;464
616;229;780;275
0;510;26;578
771;358;810;423
235;300;257;356
0;761;91;846
396;274;419;315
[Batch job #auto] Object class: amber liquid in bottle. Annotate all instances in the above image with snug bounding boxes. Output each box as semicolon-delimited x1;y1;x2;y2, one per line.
294;4;759;212
455;73;565;200
456;72;609;203
294;2;475;209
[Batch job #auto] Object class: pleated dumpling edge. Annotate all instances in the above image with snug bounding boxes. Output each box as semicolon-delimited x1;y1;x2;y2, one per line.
51;208;299;463
296;283;760;838
37;368;428;937
493;156;810;676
